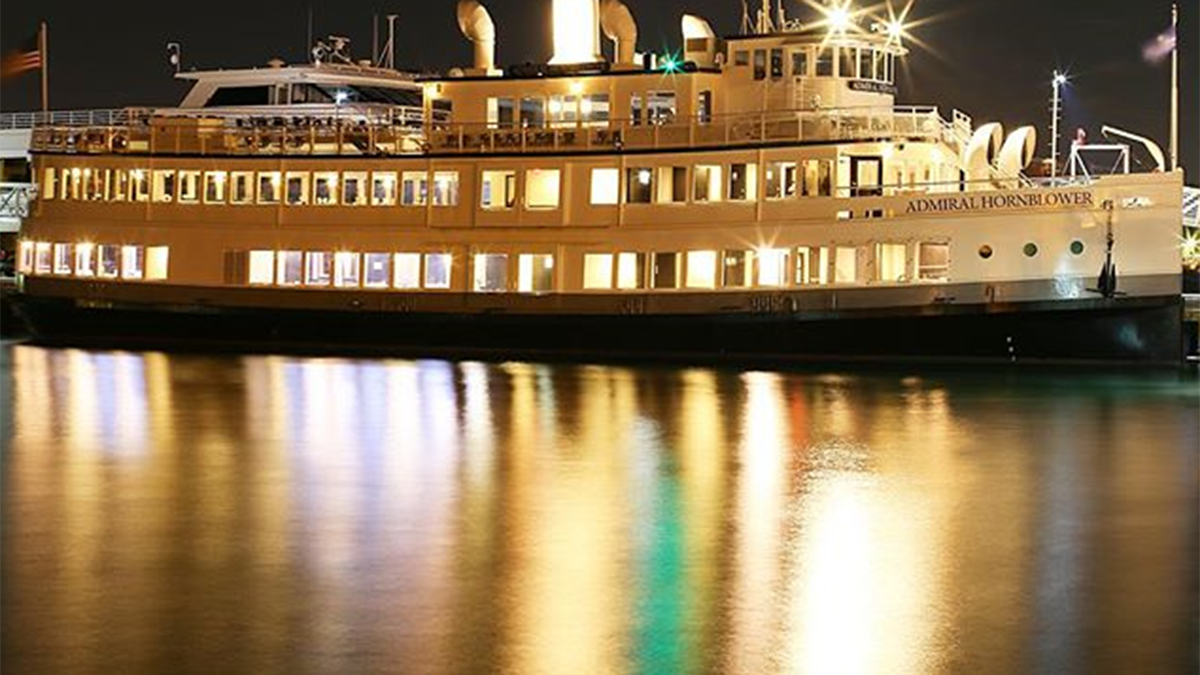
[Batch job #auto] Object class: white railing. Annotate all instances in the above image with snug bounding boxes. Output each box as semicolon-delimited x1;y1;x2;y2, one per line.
1184;186;1198;229
0;182;35;219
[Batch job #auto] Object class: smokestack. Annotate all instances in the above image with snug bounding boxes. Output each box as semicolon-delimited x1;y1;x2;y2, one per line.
456;0;496;73
600;0;638;67
550;0;602;65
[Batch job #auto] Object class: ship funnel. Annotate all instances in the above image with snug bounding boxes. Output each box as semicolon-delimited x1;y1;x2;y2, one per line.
995;126;1037;179
456;0;496;73
550;0;603;65
681;15;717;68
600;0;638;67
964;122;1004;188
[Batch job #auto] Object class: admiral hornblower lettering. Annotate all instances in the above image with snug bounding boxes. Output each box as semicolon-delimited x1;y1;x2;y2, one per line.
906;191;1095;214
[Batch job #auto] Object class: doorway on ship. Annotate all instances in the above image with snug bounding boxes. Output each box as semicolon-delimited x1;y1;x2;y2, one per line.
849;156;883;197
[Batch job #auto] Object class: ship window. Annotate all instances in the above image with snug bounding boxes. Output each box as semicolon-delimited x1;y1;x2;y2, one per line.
178;171;200;203
517;254;554;293
111;170;128;202
838;47;855;79
333;252;360;288
757;248;788;287
33;242;51;274
481;170;516;209
487;97;517;129
146;246;169;281
722;250;752;288
876;243;908;283
728;163;758;201
815;48;833;76
99;245;120;278
432;171;459;206
277;251;303;286
393;253;421;289
75;243;96;277
152;170;176;203
342;172;368;206
121;245;145;280
371;172;397;206
248;250;275;285
770;48;785;79
918;242;950;280
401;171;428;206
313;172;339;205
520;97;546;128
581;94;610;127
590;168;619;205
204;172;228;203
53;243;72;275
286;173;309;205
834;247;858;284
657;166;688;203
230;172;253;204
693;164;723;202
257;172;281;204
362;253;391;288
304;251;332;286
753;50;766;80
792;50;810;77
734;50;749;66
423;253;452;289
525;169;561;210
473;253;508;292
583;253;614;289
647;91;676;125
616;252;645;289
765;161;798;199
626;167;653;204
686;251;718;289
548;95;578;128
41;168;56;201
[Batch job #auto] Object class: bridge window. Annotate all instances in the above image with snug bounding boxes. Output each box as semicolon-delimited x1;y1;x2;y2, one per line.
401;171;427;206
473;253;508;292
918;242;950;280
482;170;516;209
277;251;303;285
363;253;391;288
204;172;227;203
248;250;275;285
686;250;718;289
313;172;338;205
432;171;459;206
372;172;397;206
424;253;452;289
75;243;96;277
393;253;421;289
121;245;145;280
876;243;908;283
343;172;368;206
525;169;561;210
590;168;619;205
583;253;614;289
517;254;554;293
99;245;120;278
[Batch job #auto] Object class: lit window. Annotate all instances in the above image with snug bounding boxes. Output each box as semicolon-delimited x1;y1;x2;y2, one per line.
313;172;339;205
333;252;360;287
525;169;561;210
728;163;758;201
765;161;797;199
178;171;201;203
286;172;309;205
616;252;644;289
481;170;516;209
342;172;368;206
473;253;508;292
371;172;397;206
517;254;554;293
230;172;253;204
693;165;723;202
249;250;275;285
685;250;718;289
876;243;908;283
75;243;96;277
393;253;421;289
656;167;688;203
121;245;145;280
835;247;858;284
401;171;427;206
146;246;169;281
204;171;228;203
98;245;120;278
305;251;332;286
722;250;752;288
583;253;614;289
53;243;73;275
423;253;452;289
257;172;281;204
277;251;303;286
363;253;391;288
918;242;950;281
626;167;653;204
433;171;459;206
152;170;176;203
589;168;619;205
756;248;788;287
34;242;52;274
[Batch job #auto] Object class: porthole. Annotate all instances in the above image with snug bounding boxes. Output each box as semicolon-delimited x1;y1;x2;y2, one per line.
1023;243;1039;258
978;245;994;260
1070;240;1085;256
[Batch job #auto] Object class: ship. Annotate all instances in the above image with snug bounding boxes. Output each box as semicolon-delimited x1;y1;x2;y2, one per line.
9;0;1191;363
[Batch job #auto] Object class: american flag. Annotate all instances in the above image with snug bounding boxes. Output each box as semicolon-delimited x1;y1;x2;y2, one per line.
0;31;42;79
1142;26;1177;65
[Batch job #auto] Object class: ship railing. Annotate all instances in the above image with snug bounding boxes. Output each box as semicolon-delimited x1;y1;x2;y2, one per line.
0;182;36;219
28;105;953;157
0;108;149;130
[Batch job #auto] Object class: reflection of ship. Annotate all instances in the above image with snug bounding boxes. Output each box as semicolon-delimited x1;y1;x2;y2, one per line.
9;0;1191;363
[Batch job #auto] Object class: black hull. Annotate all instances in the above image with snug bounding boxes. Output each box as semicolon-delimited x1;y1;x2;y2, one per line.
11;292;1187;366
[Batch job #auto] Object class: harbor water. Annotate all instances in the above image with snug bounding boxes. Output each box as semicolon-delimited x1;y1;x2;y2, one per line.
2;342;1197;675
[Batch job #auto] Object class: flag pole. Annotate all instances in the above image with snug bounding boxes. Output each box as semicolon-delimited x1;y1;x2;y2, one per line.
1170;2;1178;172
39;21;49;114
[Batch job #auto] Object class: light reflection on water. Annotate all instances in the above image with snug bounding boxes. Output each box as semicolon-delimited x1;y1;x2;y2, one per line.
1;344;1197;675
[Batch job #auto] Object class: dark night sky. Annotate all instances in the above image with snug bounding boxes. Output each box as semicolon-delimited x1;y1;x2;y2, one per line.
1;0;1196;179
